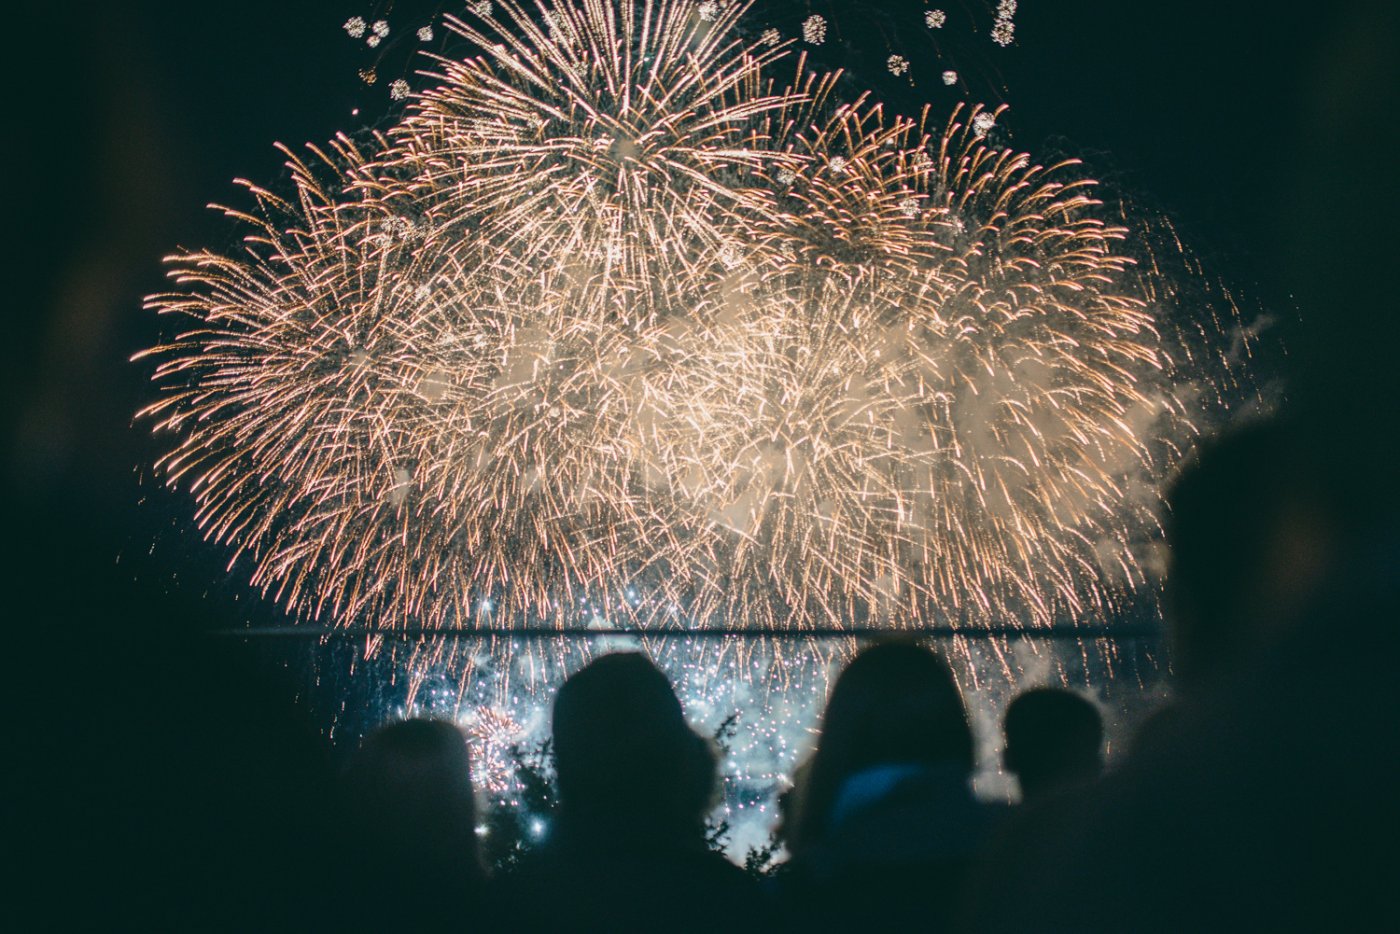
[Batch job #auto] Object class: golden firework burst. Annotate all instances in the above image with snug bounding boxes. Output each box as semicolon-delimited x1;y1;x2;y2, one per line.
140;0;1201;636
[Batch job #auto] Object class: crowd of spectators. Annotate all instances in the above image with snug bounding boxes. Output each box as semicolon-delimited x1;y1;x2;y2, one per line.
24;414;1379;930
317;413;1391;932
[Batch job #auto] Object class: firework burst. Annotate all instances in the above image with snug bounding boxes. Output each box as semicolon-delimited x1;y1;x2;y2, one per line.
462;706;527;792
141;0;1213;639
386;0;795;297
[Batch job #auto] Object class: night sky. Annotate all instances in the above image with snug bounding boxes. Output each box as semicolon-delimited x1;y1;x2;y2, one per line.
10;0;1398;638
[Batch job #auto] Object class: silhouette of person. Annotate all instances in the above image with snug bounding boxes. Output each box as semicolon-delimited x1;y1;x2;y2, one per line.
961;419;1400;931
1164;420;1336;690
501;652;771;933
1002;688;1104;804
340;718;489;932
776;640;1007;930
1118;418;1339;757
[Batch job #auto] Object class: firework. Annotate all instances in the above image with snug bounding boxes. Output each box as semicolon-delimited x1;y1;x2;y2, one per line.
992;0;1017;47
141;0;1205;641
463;705;526;792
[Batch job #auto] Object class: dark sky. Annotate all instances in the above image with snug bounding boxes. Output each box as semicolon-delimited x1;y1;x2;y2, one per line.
9;0;1398;634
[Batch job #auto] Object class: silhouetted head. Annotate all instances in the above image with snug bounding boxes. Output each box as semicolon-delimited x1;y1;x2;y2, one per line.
342;718;483;879
552;652;716;847
1166;420;1334;686
794;641;973;851
1002;688;1103;803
